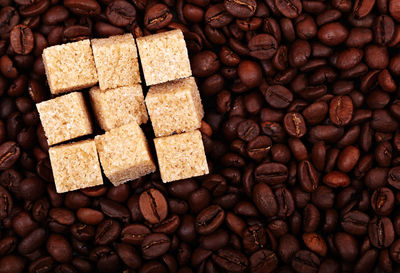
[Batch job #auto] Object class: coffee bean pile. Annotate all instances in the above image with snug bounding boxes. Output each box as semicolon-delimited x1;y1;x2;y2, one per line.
1;0;400;272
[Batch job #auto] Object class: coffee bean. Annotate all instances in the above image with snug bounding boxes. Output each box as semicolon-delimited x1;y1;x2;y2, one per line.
291;250;319;273
196;205;225;234
298;160;319;192
46;234;73;263
106;1;136;27
341;210;369;235
248;34;278;60
371;187;395;216
139;189;168;224
10;25;34;55
64;0;101;16
283;112;307;137
250;249;278;273
275;0;302;18
141;233;171;259
205;4;233;28
368;216;395;248
95;219;121;245
212;248;248;273
0;141;20;170
263;85;293;109
329;95;354;126
224;0;256;18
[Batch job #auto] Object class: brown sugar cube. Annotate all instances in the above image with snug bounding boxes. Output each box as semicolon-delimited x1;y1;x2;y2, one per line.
154;130;208;182
89;85;148;131
95;122;156;186
136;29;191;86
42;39;98;94
36;92;93;146
91;34;141;90
49;140;103;193
145;77;203;137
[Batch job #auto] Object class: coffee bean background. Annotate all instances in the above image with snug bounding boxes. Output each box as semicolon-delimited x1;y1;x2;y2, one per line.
2;0;400;272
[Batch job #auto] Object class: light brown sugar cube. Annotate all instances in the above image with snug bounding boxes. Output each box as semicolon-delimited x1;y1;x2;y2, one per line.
145;77;204;137
91;34;141;90
154;130;209;182
95;122;156;186
36;92;92;146
89;85;148;131
49;140;103;193
136;29;191;86
42;39;98;94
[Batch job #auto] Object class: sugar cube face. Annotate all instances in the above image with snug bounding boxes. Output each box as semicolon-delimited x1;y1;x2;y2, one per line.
136;29;192;86
90;85;148;131
145;77;204;137
42;39;98;94
91;34;141;90
37;92;93;146
95;122;156;186
154;130;208;182
49;140;103;193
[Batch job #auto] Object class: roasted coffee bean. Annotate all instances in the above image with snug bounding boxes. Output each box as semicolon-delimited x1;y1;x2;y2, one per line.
371;187;395;216
291;250;319;273
46;234;73;263
283;112;307;137
254;162;288;186
0;141;20;170
10;25;34;55
95;219;121;245
263;85;293;109
212;248;248;273
0;185;12;220
329;95;354;126
298;160;319;192
205;4;233;28
195;205;225;234
64;0;101;16
224;0;257;18
249;249;278;273
141;233;171;259
144;4;172;31
368;216;395;248
106;1;136;27
253;182;278;217
248;34;278;60
341;210;369;235
275;0;302;18
139;189;168;224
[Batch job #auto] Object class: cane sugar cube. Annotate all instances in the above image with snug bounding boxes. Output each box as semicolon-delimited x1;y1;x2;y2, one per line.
94;122;156;186
136;29;191;86
154;130;208;182
91;34;141;90
89;85;148;131
145;77;204;137
36;92;93;146
49;140;103;193
42;39;98;94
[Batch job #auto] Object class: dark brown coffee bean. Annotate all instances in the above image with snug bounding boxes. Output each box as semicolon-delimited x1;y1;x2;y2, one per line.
0;255;25;273
388;166;400;189
283;112;307;137
64;0;101;16
341;210;369;235
333;232;359;261
0;141;20;171
263;85;293;109
369;216;395;248
291;250;319;273
237;119;260;142
238;60;262;88
195;205;225;234
298;160;319;192
191;51;220;78
253;182;278;217
46;234;73;263
205;4;233;28
275;0;302;18
141;233;171;259
95;219;121;245
318;22;348;46
248;34;278;60
224;0;257;18
121;224;151;245
10;25;34;55
0;185;12;220
77;208;104;225
139;189;168;224
18;228;46;255
106;1;136;27
250;249;278;273
329;95;354;126
0;7;20;36
212;248;248;273
371;187;395;216
353;0;376;18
